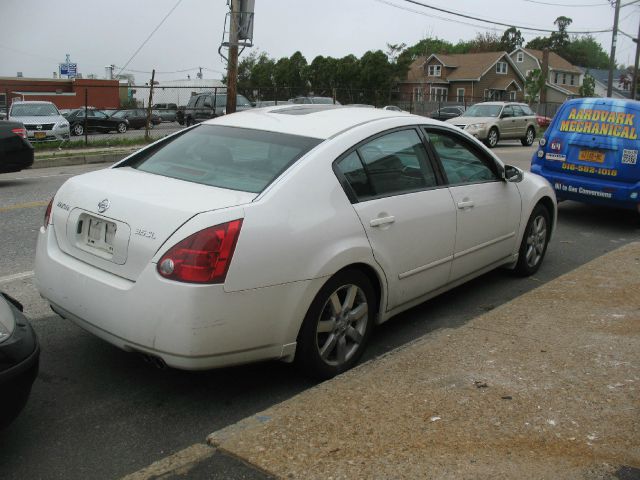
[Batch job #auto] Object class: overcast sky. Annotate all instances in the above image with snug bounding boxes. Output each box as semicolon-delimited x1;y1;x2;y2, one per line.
1;0;638;83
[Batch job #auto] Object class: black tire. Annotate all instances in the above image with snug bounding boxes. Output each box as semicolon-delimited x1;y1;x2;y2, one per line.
72;123;83;136
484;127;499;148
295;270;376;379
185;116;192;127
514;204;551;276
116;122;127;134
521;126;536;146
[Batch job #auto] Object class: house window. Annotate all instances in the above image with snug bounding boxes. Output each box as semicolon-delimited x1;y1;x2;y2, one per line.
0;93;6;108
428;65;441;77
570;75;575;86
413;87;423;102
554;72;559;84
509;91;517;101
430;87;448;101
562;73;567;85
496;62;508;74
456;88;465;102
516;52;524;63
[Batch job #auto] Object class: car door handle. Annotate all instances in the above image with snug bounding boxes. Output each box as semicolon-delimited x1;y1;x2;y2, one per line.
457;200;474;209
370;216;395;227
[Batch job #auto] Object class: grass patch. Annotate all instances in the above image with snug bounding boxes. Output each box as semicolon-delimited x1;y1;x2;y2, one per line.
32;136;158;151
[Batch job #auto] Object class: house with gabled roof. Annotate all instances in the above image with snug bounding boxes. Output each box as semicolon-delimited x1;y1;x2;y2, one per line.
509;47;583;102
399;51;525;105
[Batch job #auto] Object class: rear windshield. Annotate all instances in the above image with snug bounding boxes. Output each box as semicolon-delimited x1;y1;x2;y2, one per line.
124;125;322;193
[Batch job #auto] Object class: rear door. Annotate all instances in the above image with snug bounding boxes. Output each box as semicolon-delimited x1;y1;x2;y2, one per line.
334;127;456;311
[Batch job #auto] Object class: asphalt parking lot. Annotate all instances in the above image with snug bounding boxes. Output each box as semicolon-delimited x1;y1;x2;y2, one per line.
1;143;638;479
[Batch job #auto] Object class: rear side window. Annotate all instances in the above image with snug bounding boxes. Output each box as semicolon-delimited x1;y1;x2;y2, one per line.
124;125;322;193
336;129;437;201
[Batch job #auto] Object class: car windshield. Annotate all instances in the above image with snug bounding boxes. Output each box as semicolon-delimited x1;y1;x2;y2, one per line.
11;103;59;116
463;105;502;118
124;125;323;193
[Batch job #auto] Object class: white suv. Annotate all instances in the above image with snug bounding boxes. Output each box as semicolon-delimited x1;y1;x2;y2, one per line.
9;101;70;142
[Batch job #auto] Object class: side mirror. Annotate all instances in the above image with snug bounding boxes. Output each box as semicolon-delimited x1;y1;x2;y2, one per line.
504;165;523;183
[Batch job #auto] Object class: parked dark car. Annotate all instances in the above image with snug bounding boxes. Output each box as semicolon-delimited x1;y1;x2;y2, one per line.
429;105;466;121
290;96;339;105
152;103;178;122
65;109;129;136
110;109;161;129
0;121;34;173
177;93;253;126
0;292;39;429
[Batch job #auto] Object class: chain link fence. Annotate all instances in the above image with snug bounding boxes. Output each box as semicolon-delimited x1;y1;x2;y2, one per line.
2;84;565;146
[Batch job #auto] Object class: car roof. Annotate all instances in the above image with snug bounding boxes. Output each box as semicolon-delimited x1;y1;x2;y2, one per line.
208;105;426;139
11;100;56;105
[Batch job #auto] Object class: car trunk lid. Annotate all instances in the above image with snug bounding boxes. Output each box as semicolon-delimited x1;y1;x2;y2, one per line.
51;167;256;281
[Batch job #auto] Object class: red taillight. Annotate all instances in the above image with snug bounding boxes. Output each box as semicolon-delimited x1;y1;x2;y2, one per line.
11;127;27;138
44;198;54;229
157;219;243;284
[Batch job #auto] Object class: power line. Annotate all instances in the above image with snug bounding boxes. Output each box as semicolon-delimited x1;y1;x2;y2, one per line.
397;0;614;33
116;0;184;77
523;0;609;7
374;0;541;33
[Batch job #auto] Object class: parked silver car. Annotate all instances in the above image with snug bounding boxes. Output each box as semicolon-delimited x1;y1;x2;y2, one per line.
8;101;70;142
446;102;537;148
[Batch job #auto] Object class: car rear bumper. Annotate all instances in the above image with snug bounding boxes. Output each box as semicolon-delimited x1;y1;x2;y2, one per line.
531;165;640;211
35;226;320;370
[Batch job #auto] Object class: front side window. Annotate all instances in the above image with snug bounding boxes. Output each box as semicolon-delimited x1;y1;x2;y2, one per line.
123;125;322;193
496;62;508;74
336;129;437;201
425;129;498;185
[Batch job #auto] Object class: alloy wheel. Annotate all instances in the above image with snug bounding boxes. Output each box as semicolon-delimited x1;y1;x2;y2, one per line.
315;284;369;367
525;215;547;268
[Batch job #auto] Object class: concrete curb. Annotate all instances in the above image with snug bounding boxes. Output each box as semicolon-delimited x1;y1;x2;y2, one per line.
32;148;138;169
207;243;640;479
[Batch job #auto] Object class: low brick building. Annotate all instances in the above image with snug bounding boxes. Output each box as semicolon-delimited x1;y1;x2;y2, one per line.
0;77;122;112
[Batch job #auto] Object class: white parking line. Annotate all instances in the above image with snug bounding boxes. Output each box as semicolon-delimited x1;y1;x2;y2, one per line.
0;271;35;284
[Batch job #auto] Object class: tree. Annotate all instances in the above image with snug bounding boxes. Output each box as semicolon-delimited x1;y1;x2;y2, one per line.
525;69;546;102
562;35;610;69
358;50;394;104
579;73;595;97
467;31;502;53
526;36;551;50
500;27;524;52
551;16;573;51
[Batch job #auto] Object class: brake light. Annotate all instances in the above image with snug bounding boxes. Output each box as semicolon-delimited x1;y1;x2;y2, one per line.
44;198;54;229
11;127;27;138
157;219;243;284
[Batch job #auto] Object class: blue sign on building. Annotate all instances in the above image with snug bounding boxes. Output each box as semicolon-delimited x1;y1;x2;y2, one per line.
59;63;77;78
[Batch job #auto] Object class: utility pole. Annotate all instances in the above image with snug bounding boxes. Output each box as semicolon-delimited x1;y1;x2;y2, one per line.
145;69;155;142
632;19;640;101
607;0;621;97
226;0;240;115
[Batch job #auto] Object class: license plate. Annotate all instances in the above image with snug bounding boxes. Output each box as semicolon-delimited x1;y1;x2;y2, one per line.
578;150;605;163
86;217;117;253
34;131;46;139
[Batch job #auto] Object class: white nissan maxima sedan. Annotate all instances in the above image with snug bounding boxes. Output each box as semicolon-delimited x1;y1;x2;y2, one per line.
35;105;556;379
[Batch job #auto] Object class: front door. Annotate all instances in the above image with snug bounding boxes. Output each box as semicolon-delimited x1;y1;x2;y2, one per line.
424;127;522;281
